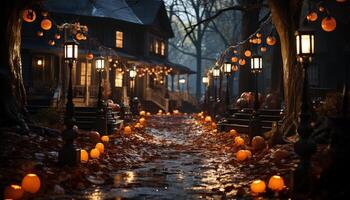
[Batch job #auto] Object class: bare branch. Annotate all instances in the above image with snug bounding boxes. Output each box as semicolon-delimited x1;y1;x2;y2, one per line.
169;42;216;61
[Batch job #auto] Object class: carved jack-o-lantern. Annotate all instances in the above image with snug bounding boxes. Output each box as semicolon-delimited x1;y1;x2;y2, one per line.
41;18;52;30
321;16;336;32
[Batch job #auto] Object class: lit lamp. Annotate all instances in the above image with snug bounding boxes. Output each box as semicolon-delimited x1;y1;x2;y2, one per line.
94;56;107;136
59;39;79;166
202;76;209;104
293;30;316;193
179;77;186;92
249;55;263;137
129;67;139;116
95;57;105;108
213;67;220;101
223;62;232;108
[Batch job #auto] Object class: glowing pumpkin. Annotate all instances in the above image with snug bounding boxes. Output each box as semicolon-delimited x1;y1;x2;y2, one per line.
239;59;246;66
4;184;24;200
139;110;146;116
146;112;151;116
244;50;251;57
22;9;36;23
124;126;132;135
158;109;163;114
166;112;171;115
96;143;105;153
268;175;285;191
231;57;238;63
21;174;41;193
229;129;238;136
250;180;266;194
86;53;94;60
211;122;217;129
256;38;262;44
204;116;212;123
101;135;109;142
90;148;100;158
139;117;146;125
266;36;276;46
234;136;245;146
80;149;89;163
40;18;52;30
306;12;318;22
236;150;251;161
321;16;336;32
260;47;267;53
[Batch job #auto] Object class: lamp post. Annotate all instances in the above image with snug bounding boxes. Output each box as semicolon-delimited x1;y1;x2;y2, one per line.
213;67;220;102
95;57;105;108
202;76;209;104
223;62;232;109
59;39;79;166
249;55;263;137
293;30;316;194
129;67;138;116
179;77;186;92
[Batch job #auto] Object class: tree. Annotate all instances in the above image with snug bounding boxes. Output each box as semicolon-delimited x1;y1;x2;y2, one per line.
0;0;36;128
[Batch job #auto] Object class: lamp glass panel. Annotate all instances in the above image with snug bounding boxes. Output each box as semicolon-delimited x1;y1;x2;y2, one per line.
74;44;78;59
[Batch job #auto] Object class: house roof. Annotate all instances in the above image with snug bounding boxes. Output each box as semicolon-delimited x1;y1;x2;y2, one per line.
126;0;162;25
44;0;142;24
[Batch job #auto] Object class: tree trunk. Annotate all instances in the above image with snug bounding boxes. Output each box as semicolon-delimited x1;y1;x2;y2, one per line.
268;0;303;135
270;36;283;93
195;44;202;100
0;1;30;128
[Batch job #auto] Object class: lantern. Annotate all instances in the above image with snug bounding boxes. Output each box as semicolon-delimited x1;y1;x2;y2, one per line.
234;136;245;146
319;6;325;12
48;40;55;46
202;76;209;84
96;143;105;153
22;9;36;23
229;129;238;136
256;33;262;37
54;33;61;40
250;180;266;194
4;185;24;200
140;110;146;116
239;59;246;66
129;68;137;78
251;136;266;151
256;38;262;44
295;30;315;58
232;65;238;72
64;39;79;61
21;174;41;193
321;16;336;32
231;56;238;63
40;18;52;30
124;126;132;135
166;112;171;115
139;117;146;125
75;33;84;40
95;56;105;72
244;50;252;57
90;148;100;158
179;78;186;84
266;36;276;46
135;122;142;128
101;136;109;142
204;116;212;123
223;62;232;74
306;12;318;22
173;109;180;114
213;68;220;77
250;55;263;73
268;175;285;191
260;47;267;53
37;31;44;37
80;149;89;163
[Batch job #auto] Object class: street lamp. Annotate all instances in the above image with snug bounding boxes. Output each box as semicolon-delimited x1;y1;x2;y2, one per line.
202;76;209;104
129;67;139;116
59;39;79;166
179;77;186;92
249;55;263;137
223;62;232;108
95;56;105;108
213;67;220;101
293;30;316;194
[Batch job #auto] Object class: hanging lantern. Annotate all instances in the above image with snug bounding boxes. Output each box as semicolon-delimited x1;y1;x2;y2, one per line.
76;33;84;40
244;50;252;57
231;56;238;63
233;50;238;54
256;33;262;38
232;65;238;72
22;9;36;23
319;6;325;12
54;33;61;40
260;47;267;53
266;36;276;46
41;11;48;17
86;52;94;60
256;38;262;44
306;12;318;22
321;16;336;32
239;58;246;66
41;18;52;30
249;38;254;43
48;40;55;46
37;31;43;37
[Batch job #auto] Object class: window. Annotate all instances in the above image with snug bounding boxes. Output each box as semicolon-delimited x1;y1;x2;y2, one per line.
80;63;92;85
160;41;165;56
115;72;123;87
154;40;159;54
116;31;123;48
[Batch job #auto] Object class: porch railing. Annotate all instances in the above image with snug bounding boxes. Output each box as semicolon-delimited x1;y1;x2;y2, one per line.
145;87;169;112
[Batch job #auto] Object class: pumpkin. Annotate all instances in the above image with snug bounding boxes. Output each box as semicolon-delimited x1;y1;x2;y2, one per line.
90;131;101;143
321;16;336;32
139;117;146;125
251;136;266;151
236;150;251;161
260;47;267;53
306;12;318;22
90;148;100;158
231;56;238;63
234;136;245;146
124;126;132;135
22;9;36;23
41;18;52;30
239;59;246;66
139;110;146;116
229;129;238;136
204;116;212;123
211;122;217;129
21;174;41;193
250;180;266;194
101;135;109;142
86;53;94;60
80;149;89;163
54;33;61;40
268;175;285;191
244;50;252;57
266;36;276;46
4;185;24;200
146;112;151;116
95;143;105;153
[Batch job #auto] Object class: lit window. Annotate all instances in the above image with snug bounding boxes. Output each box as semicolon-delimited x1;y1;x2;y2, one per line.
160;41;165;56
80;63;92;85
116;31;123;48
154;40;159;54
115;72;123;87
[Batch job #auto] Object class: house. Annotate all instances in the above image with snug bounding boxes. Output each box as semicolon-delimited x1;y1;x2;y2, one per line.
21;0;196;122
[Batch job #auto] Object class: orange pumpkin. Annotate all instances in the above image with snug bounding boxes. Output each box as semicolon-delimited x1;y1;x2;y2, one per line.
321;16;336;32
86;53;94;60
229;129;238;136
124;126;132;135
266;36;276;46
268;175;285;191
101;135;109;142
236;150;251;161
90;148;100;158
80;149;89;163
21;174;41;193
4;185;24;200
95;143;105;153
231;56;238;63
41;18;52;30
211;122;217;129
23;9;36;23
234;136;245;146
239;59;246;66
306;12;318;22
139;117;146;125
244;50;252;57
204;116;212;123
250;180;266;194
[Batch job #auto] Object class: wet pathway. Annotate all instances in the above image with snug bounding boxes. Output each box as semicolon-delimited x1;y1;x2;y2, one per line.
85;116;242;200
